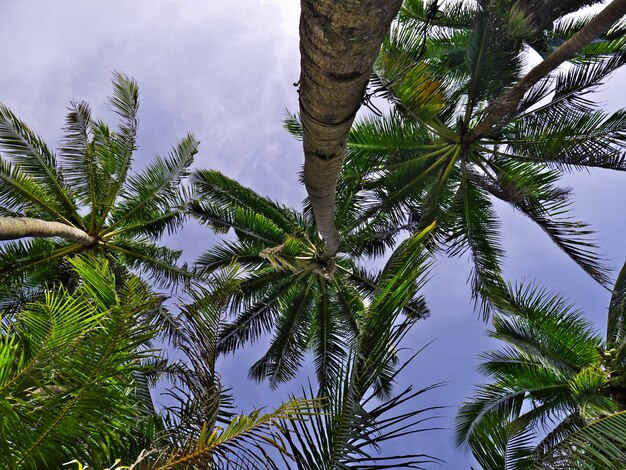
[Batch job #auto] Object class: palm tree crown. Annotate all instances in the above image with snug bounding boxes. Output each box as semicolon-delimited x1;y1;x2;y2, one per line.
456;262;626;468
344;0;626;313
189;169;433;391
0;72;197;298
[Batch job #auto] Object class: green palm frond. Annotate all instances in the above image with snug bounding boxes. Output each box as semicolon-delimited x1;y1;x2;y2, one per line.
352;224;433;401
0;256;161;469
59;101;95;215
494;283;602;370
447;173;506;316
192;169;302;236
95;72;139;229
400;0;479;29
107;237;192;289
462;410;537;470
608;262;626;349
217;271;295;355
475;158;609;286
248;275;316;388
0;104;81;226
104;133;198;239
505;109;626;172
0;156;72;222
536;410;626;469
157;399;316;470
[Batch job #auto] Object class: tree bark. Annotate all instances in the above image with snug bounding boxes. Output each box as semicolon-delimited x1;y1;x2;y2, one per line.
0;217;95;246
465;0;626;142
299;0;403;263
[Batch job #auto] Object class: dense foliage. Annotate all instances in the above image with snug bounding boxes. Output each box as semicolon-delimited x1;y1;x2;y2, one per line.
1;0;625;468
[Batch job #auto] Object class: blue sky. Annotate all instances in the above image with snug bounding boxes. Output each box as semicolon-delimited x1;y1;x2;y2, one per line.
2;1;625;467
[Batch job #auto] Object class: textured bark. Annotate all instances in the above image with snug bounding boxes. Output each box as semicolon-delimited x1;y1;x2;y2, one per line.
0;217;96;246
299;0;403;262
466;0;626;142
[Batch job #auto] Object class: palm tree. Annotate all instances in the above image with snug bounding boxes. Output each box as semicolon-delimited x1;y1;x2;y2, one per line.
138;269;319;470
342;0;626;313
455;262;626;469
0;256;162;469
189;169;434;391
298;0;403;267
0;72;197;296
0;255;317;469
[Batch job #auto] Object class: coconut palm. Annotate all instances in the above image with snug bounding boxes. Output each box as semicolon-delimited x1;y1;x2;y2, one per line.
0;256;162;469
455;262;626;469
189;169;433;391
341;0;626;313
0;72;197;297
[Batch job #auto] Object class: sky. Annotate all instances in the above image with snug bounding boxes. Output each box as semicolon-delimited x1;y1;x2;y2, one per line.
1;1;625;467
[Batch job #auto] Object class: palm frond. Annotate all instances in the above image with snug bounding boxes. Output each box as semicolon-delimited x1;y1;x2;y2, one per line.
277;353;443;469
0;257;160;468
105;133;198;238
248;276;316;388
107;237;192;289
536;410;626;469
0;106;80;225
447;172;507;317
96;72;139;229
608;261;626;350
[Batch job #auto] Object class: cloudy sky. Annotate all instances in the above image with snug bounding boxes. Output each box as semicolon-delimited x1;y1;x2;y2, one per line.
2;1;625;467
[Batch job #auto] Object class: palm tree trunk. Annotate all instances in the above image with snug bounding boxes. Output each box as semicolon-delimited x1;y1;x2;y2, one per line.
0;217;95;245
299;0;402;264
465;0;626;142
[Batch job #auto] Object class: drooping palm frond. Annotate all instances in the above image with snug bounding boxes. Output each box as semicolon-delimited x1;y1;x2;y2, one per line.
536;410;626;469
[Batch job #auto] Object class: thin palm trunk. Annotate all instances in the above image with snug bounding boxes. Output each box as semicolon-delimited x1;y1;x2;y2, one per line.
0;217;95;245
299;0;402;265
465;0;626;142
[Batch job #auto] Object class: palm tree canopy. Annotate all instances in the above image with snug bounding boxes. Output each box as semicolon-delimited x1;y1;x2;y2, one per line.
0;256;162;469
0;72;197;295
343;0;626;314
189;168;433;392
456;263;626;468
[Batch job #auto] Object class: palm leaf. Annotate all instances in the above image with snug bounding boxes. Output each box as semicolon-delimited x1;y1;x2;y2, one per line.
0;105;81;226
536;410;626;469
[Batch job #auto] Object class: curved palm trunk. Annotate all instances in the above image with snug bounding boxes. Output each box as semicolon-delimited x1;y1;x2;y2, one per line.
299;0;403;264
465;0;626;142
0;217;95;246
